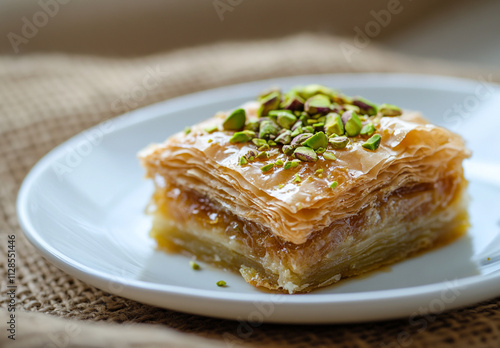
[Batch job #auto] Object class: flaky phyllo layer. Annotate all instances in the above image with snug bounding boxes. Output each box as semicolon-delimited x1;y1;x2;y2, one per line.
139;103;470;245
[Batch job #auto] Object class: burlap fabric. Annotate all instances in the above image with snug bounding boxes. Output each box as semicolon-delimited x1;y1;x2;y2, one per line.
1;34;500;348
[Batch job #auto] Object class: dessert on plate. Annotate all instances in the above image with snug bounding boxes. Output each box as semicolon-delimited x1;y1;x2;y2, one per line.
139;84;470;293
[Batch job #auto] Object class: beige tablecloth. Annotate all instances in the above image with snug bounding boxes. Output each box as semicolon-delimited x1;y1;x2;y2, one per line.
1;34;500;348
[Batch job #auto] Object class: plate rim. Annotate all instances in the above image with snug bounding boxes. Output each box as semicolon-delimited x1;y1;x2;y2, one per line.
17;73;500;322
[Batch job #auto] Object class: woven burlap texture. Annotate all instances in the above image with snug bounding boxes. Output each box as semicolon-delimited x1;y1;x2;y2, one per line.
1;34;500;348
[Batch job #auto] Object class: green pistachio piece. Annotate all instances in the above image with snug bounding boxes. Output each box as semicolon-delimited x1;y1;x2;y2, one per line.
330;181;338;189
258;87;281;101
312;123;324;128
379;103;402;116
216;280;227;287
275;112;297;129
284;159;301;169
315;147;326;154
303;126;315;133
306;118;318;125
257;151;269;159
184;127;192;135
260;163;274;173
293;173;302;183
239;156;248;165
257;91;281;116
205;125;219;134
190;261;200;270
343;104;360;113
268;140;277;146
229;130;255;143
297;84;335;100
362;134;382;150
252;138;267;147
342;110;362;137
290;133;313;148
352;97;378;116
244;120;260;132
290;127;303;137
305;94;331;115
360;122;376;136
299;112;309;124
282;93;305;111
323;152;336;160
324;113;344;136
222;108;246;131
282;145;294;156
258;144;270;151
329;136;349;149
302;132;328;150
259;120;280;139
275;130;292;145
294;146;318;162
275;159;284;166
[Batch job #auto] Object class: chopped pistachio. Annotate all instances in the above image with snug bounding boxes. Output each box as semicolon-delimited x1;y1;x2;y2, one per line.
244;120;260;132
275;159;284;166
275;130;292;145
343;104;360;113
305;94;331;115
278;183;285;189
362;134;382;150
330;181;338;189
291;133;313;148
222;108;246;131
282;145;295;156
379;103;402;116
329;136;349;149
303;126;315;133
229;130;255;143
256;151;269;159
258;144;270;151
290;127;303;138
274;111;297;129
207;139;213;143
284;159;300;169
259;120;280;139
324;113;344;136
312;122;324;128
216;280;227;287
205;125;218;134
293;173;302;183
268;140;277;146
315;168;324;175
260;162;274;173
302;132;328;150
352;97;378;116
239;156;248;165
282;94;305;111
248;156;255;162
315;147;326;154
252;138;267;147
297;84;335;100
360;122;376;136
184;127;192;135
294;146;318;162
257;91;281;116
190;261;200;270
342;111;362;137
323;152;336;160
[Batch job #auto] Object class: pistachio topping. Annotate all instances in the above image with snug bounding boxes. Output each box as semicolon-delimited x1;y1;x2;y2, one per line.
222;108;246;131
216;280;227;287
302;132;328;150
293;173;301;183
342;110;362;137
379;103;402;116
362;134;382;150
294;146;318;162
190;261;200;270
260;162;274;173
329;136;349;149
204;125;218;134
229;130;255;143
184;127;192;135
330;181;338;189
215;84;403;168
360;122;376;136
323;152;337;160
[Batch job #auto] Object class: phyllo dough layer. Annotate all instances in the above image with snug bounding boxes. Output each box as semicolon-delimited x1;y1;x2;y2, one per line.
139;87;470;293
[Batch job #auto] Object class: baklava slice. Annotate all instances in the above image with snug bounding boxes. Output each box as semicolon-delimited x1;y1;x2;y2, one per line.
139;85;470;294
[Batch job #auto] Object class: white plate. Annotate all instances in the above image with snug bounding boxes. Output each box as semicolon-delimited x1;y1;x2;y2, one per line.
18;74;500;323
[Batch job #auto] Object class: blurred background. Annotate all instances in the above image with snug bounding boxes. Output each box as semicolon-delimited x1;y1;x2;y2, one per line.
0;0;499;68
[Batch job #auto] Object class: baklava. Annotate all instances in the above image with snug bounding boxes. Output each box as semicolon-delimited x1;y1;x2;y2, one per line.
139;85;470;293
